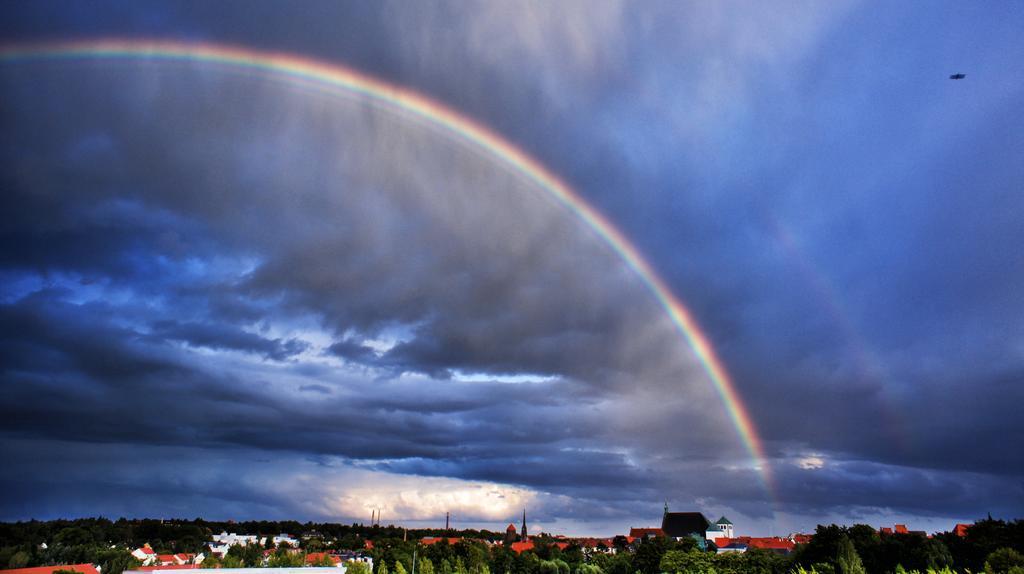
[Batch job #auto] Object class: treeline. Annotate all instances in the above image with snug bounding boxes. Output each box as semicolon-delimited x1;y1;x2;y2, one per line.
0;517;489;574
788;521;1024;574
0;518;502;553
1;517;1022;574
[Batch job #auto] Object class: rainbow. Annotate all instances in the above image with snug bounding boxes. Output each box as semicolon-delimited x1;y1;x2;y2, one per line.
0;39;773;492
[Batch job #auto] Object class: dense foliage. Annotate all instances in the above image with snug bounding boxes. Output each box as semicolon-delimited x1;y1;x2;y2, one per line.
0;517;1021;574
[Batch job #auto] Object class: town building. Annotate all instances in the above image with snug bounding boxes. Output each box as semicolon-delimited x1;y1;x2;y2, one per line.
705;517;734;541
711;537;796;555
661;510;711;549
628;528;664;539
132;546;157;565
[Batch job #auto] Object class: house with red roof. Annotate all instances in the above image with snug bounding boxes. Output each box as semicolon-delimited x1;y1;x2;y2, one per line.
879;524;927;537
628;528;665;539
577;538;617;555
509;540;535;554
132;546;157;566
712;537;796;555
305;553;343;567
791;534;813;545
420;537;462;546
954;523;971;537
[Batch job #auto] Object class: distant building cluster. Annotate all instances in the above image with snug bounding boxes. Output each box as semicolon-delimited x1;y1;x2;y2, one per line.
1;511;979;574
208;533;300;557
130;544;203;569
628;508;808;555
118;533;372;574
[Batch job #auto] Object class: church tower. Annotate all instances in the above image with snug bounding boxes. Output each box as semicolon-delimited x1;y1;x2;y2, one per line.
521;509;528;541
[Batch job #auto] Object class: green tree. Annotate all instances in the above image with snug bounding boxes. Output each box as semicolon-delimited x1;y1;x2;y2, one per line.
602;553;634;574
395;561;408;574
268;551;304;567
347;561;372;574
539;560;560;574
835;536;865;574
54;528;95;547
659;549;713;574
796;525;847;570
379;561;391;574
634;537;673;574
986;548;1024;574
420;557;436;574
8;551;31;569
95;547;141;574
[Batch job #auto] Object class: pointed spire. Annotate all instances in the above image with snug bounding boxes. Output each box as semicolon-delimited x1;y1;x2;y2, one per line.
521;509;528;541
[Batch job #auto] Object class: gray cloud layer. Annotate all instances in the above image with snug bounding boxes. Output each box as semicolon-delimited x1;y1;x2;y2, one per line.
1;0;1023;534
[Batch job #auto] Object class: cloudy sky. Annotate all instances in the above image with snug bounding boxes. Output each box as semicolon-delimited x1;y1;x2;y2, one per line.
1;1;1023;536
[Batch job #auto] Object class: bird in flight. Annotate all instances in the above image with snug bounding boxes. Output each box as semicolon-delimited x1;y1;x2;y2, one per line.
949;73;966;80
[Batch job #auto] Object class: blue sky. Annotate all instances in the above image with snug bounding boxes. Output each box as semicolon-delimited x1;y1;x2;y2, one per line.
1;1;1023;536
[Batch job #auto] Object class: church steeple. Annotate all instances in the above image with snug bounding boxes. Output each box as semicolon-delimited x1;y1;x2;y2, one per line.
521;509;528;541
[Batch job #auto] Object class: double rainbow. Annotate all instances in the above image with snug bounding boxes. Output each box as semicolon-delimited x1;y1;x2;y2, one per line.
0;39;773;492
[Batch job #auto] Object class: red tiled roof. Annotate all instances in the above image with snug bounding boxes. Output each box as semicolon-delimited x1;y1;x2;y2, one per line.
716;537;795;552
954;524;971;537
421;537;462;546
305;553;341;565
894;525;908;534
156;555;176;563
138;548;156;555
364;541;374;550
792;534;813;544
629;528;665;538
3;565;100;574
748;538;796;551
880;527;893;535
506;524;517;532
553;543;569;551
509;541;535;554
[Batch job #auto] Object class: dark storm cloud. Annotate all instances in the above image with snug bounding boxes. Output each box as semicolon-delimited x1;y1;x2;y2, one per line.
2;0;1023;534
151;320;309;361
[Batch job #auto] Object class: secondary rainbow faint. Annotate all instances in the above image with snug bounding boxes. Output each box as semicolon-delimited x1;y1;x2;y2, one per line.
0;38;775;495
